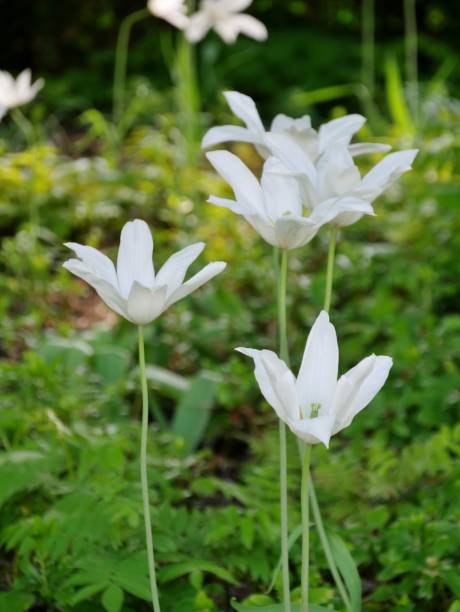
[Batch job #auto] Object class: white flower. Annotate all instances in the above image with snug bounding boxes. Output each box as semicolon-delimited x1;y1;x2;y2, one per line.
63;219;226;325
206;150;374;249
266;137;419;226
147;0;189;29
186;0;267;44
237;311;393;448
0;69;44;120
202;91;390;159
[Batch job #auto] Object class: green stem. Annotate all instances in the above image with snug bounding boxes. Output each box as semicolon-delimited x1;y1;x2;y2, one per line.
323;227;337;312
113;8;149;125
276;248;291;612
309;483;352;610
361;0;375;101
301;444;311;612
138;326;161;612
11;108;35;146
404;0;419;122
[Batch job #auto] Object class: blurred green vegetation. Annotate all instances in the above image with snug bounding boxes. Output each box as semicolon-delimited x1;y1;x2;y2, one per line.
1;1;460;610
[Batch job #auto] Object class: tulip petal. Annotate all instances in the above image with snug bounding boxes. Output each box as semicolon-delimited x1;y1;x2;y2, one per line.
202;125;259;149
63;259;127;319
261;157;302;220
274;216;319;250
116;220;155;299
225;0;253;11
332;355;393;434
318;114;366;155
64;242;118;287
264;132;317;187
166;261;226;306
358;149;418;200
223;91;265;139
126;282;167;325
309;196;375;227
215;14;267;42
208;195;246;215
236;348;299;421
296;311;339;416
349;142;392;156
206;151;265;217
288;414;335;448
156;242;205;298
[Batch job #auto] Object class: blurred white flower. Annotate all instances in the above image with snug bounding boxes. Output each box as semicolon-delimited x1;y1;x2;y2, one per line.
237;311;393;448
0;69;44;120
186;0;267;44
63;219;226;325
206;150;374;249
147;0;189;29
202;91;390;159
266;137;418;226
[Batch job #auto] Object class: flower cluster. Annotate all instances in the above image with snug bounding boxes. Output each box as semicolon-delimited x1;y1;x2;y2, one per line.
148;0;267;44
203;91;418;249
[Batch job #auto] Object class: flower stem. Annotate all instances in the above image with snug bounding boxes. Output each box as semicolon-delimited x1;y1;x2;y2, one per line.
309;482;352;610
276;248;291;611
323;226;337;312
404;0;419;122
138;326;161;612
113;8;149;125
301;443;312;612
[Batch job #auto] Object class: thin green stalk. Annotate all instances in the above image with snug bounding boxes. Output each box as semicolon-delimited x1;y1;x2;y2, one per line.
309;482;352;610
276;248;291;612
113;8;149;125
404;0;419;121
138;326;161;612
324;226;337;312
11;108;35;146
301;444;312;612
361;0;375;101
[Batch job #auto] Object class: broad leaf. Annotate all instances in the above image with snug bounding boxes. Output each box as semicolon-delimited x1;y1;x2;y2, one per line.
330;534;362;612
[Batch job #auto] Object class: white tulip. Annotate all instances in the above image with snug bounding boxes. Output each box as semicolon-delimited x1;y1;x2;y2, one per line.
202;91;390;159
266;135;418;226
206;150;374;249
147;0;189;29
0;69;44;120
186;0;267;44
237;311;393;448
63;219;226;325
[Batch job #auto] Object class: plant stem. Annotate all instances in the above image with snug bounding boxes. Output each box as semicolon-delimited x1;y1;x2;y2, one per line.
276;248;291;612
113;8;149;125
301;443;311;612
324;226;337;312
11;108;35;146
404;0;419;122
309;482;352;610
138;326;161;612
361;0;375;101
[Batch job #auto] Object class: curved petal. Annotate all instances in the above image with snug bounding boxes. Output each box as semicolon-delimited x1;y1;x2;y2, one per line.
309;196;375;227
236;348;299;421
126;282;167;325
63;259;127;319
358;149;418;200
116;220;155;299
316;147;361;200
288;414;335;448
224;0;253;11
166;261;226;306
208;195;246;215
202;125;259;149
274;216;319;250
296;311;339;416
318;114;366;155
332;355;393;434
223;91;265;139
156;242;205;298
206;151;265;217
244;214;278;246
264;132;317;188
216;14;267;42
186;11;212;42
148;0;189;29
349;142;391;156
64;242;118;287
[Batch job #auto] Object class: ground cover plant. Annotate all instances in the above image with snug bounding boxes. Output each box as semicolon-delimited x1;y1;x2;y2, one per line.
0;1;459;611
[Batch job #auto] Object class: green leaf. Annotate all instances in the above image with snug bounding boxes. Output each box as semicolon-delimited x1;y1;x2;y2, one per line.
0;591;35;612
171;375;217;455
70;582;108;605
231;601;331;611
93;345;130;385
158;559;238;585
267;524;303;593
330;534;362;612
101;584;124;612
384;55;414;135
